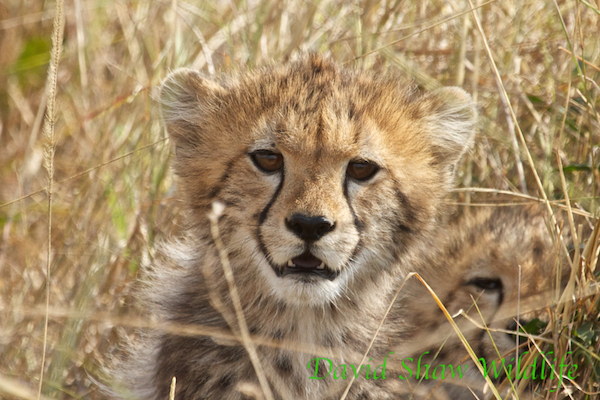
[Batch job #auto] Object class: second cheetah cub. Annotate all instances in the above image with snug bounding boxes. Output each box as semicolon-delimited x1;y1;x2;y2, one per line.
121;53;476;400
393;205;570;399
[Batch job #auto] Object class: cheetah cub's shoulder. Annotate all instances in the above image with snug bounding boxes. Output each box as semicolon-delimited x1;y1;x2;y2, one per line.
394;205;570;399
122;53;476;400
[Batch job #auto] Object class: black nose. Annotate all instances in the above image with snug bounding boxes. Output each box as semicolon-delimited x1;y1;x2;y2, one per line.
506;319;520;332
285;214;335;242
506;318;531;336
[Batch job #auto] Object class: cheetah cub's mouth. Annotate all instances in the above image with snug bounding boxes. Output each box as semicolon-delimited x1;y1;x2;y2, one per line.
273;251;339;281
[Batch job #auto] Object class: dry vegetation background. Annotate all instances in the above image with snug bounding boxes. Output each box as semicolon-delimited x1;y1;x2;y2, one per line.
0;0;599;399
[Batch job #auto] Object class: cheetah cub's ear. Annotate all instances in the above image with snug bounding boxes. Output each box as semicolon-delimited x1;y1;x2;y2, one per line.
159;68;228;157
420;86;477;169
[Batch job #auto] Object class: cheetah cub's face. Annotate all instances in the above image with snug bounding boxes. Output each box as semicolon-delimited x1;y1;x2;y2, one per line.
397;206;570;398
447;207;568;362
159;54;476;306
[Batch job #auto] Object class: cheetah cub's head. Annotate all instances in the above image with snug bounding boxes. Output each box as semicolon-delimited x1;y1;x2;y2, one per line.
445;207;570;362
397;206;571;398
159;54;476;306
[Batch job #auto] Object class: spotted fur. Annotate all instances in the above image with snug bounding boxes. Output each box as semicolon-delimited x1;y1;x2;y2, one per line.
120;53;476;400
392;205;570;399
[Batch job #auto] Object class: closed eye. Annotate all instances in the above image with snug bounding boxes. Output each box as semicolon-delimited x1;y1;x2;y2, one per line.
464;277;503;291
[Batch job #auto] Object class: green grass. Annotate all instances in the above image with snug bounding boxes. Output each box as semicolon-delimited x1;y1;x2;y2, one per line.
0;0;598;399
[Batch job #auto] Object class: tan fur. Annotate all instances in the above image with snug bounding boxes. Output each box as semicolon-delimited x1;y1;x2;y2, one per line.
120;53;476;400
391;205;570;399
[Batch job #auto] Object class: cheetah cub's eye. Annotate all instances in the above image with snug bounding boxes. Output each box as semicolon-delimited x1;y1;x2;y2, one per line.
251;150;284;173
347;160;379;181
465;277;503;291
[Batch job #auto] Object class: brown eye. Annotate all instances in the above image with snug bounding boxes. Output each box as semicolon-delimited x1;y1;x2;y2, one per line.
251;150;283;173
347;160;379;181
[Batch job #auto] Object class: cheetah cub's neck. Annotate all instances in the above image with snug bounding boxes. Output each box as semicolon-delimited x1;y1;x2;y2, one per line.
124;53;476;400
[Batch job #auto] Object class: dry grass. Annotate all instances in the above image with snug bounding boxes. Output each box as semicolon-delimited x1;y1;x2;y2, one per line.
0;0;599;399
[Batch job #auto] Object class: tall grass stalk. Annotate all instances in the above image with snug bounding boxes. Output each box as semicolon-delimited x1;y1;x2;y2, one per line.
38;0;64;398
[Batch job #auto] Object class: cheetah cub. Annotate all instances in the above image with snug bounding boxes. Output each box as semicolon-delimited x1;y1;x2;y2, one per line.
393;205;570;399
122;53;476;400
